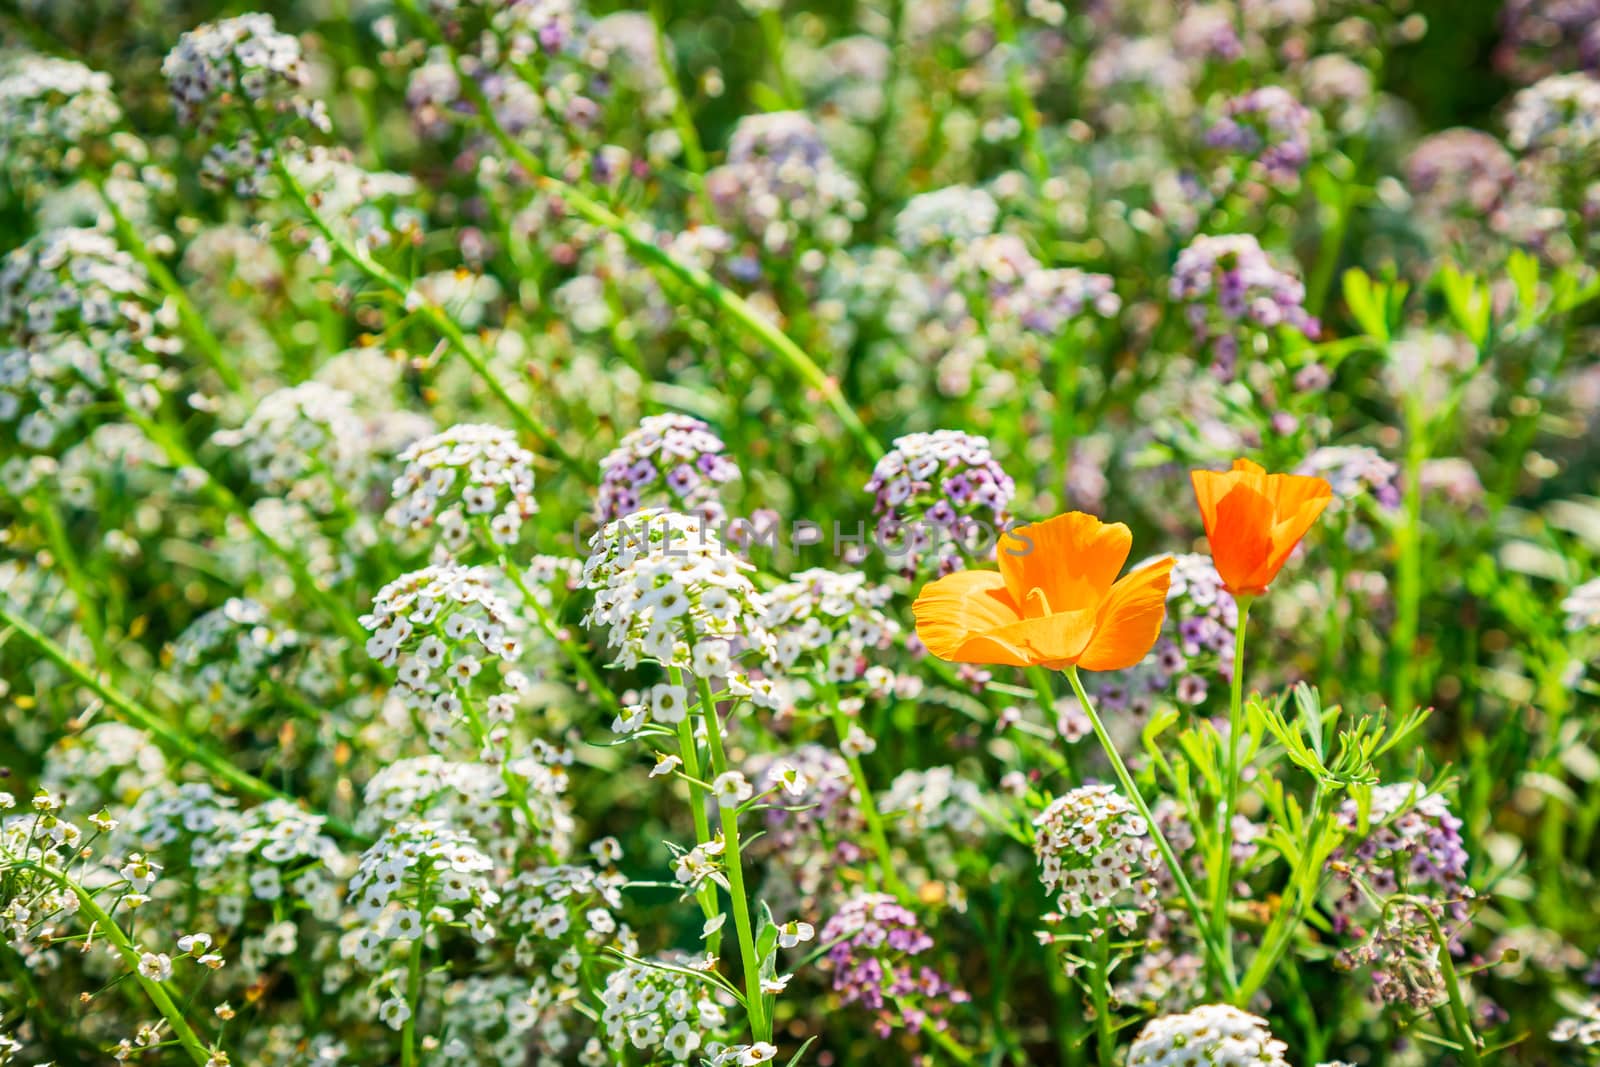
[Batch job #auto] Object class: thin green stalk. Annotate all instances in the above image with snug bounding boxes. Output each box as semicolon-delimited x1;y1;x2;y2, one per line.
823;688;906;898
28;487;107;664
911;1010;976;1066
758;8;802;109
1421;906;1483;1067
990;0;1050;197
0;603;363;843
393;0;882;464
237;90;587;481
95;180;242;393
861;0;906;221
9;860;214;1067
1234;785;1330;1004
669;666;725;952
1064;666;1237;998
1390;396;1427;716
1210;595;1253;985
113;395;366;645
648;0;708;190
500;554;622;714
401;891;427;1067
694;671;769;1042
1091;936;1116;1067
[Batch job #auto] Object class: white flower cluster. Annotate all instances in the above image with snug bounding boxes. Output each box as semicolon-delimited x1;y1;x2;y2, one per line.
163;14;326;133
597;957;734;1062
345;821;500;973
0;793;89;954
358;756;514;838
359;749;575;859
596;413;740;525
1553;997;1600;1047
502;862;635;968
168;598;307;718
286;148;423;259
705;111;864;254
894;185;1000;252
433;974;574;1066
1125;1004;1290;1067
360;564;527;738
582;508;775;688
881;767;990;841
189;800;346;931
761;568;899;686
1033;784;1162;930
0;55;122;182
1562;577;1600;631
1506;74;1600;161
387;424;538;553
864;429;1016;575
0;228;173;451
211;383;373;511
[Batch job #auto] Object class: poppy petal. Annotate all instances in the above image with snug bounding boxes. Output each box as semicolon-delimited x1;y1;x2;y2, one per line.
913;570;1022;661
1078;557;1176;671
999;511;1132;615
1208;482;1276;594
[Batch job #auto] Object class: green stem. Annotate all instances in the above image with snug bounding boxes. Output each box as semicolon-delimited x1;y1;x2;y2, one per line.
501;556;621;714
393;0;882;464
694;671;769;1042
1421;906;1483;1067
401;890;427;1067
1234;784;1329;1004
239;92;588;482
669;667;725;954
990;0;1050;197
911;1010;976;1066
758;8;802;108
1091;935;1116;1067
0;603;363;843
28;487;107;664
114;396;366;645
9;860;214;1066
1391;397;1426;716
1064;666;1237;998
1210;596;1252;987
96;180;242;393
823;690;906;898
647;0;708;191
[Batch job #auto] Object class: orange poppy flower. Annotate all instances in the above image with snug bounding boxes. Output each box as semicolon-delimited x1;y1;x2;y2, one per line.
1190;459;1333;597
912;511;1175;672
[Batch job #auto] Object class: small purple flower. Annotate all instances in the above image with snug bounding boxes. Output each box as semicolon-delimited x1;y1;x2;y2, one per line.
596;414;740;524
1205;87;1315;185
819;893;969;1037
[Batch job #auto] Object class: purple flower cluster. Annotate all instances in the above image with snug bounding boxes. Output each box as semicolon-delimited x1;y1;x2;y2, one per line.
1297;446;1401;510
1170;234;1319;375
1496;0;1600;84
1329;783;1473;940
1406;129;1518;221
1206;87;1314;184
819;893;969;1038
595;414;739;524
705;111;862;255
954;234;1121;333
864;430;1015;576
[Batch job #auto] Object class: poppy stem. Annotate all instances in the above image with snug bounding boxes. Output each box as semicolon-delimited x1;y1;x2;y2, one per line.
1211;595;1254;989
1064;666;1239;1000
